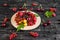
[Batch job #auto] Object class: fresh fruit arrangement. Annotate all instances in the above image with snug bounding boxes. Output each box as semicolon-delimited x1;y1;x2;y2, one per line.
14;11;39;31
15;11;37;26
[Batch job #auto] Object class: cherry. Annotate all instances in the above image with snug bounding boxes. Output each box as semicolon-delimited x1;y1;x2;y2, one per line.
50;8;56;12
2;23;6;27
23;7;27;10
30;7;33;10
47;20;51;25
36;8;40;12
43;23;47;27
32;3;38;6
52;13;56;17
29;32;39;37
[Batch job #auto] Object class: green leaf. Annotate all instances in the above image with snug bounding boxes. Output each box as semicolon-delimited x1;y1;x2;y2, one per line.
17;23;24;32
45;11;53;18
34;13;39;17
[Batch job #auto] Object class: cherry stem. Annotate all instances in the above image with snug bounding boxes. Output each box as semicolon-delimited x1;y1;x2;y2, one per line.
38;4;43;9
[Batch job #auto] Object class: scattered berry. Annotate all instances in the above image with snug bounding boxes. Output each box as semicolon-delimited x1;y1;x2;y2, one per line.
9;33;17;40
29;32;39;37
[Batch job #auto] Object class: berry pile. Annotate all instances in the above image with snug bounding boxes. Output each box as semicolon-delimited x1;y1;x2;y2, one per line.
15;11;37;26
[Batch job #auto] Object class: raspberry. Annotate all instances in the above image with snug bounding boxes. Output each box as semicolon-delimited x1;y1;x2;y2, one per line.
29;32;39;37
9;33;17;40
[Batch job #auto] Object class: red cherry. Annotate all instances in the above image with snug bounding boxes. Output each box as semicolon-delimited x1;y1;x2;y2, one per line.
52;13;56;17
36;8;40;12
29;32;39;37
47;20;51;25
32;3;38;6
12;7;17;12
43;23;47;27
30;7;33;10
2;23;6;27
50;8;56;12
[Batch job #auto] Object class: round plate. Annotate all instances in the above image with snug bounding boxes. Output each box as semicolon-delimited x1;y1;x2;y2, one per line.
11;11;41;30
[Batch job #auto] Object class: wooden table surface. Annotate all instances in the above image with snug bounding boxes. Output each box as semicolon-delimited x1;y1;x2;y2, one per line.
0;0;60;40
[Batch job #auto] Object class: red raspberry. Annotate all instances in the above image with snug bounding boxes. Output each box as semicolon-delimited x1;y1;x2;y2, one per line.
9;33;17;40
29;32;39;37
47;20;51;25
43;23;47;27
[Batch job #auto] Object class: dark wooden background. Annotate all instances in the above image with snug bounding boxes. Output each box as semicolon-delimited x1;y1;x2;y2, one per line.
0;0;60;40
